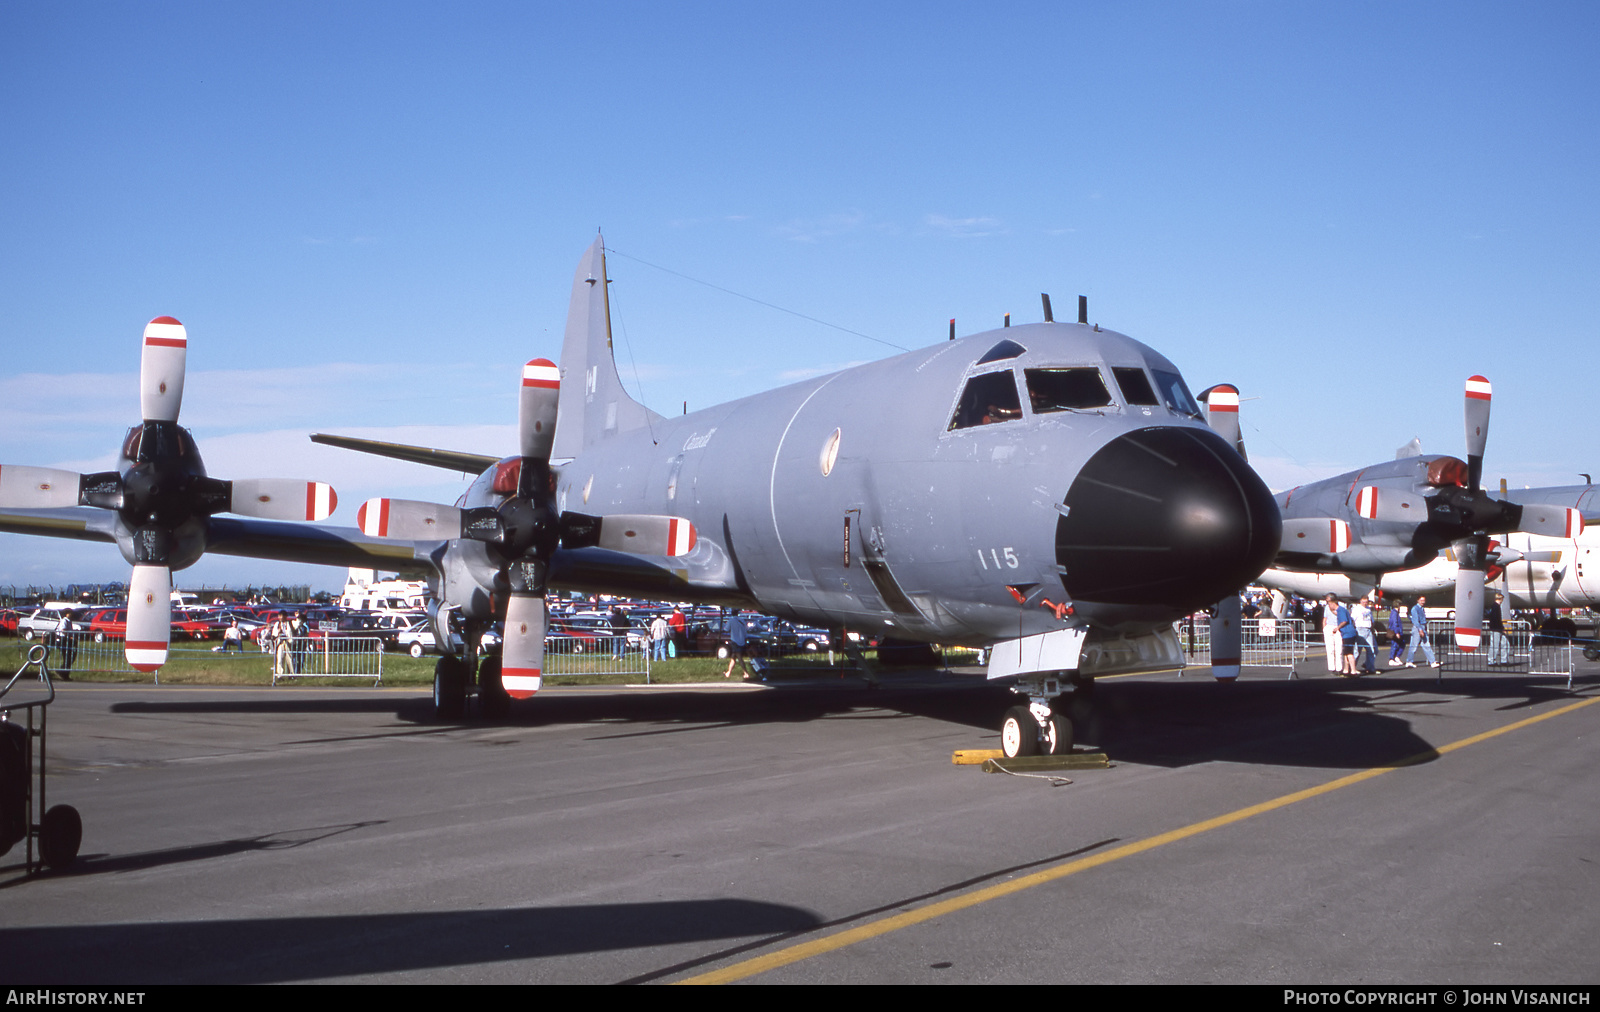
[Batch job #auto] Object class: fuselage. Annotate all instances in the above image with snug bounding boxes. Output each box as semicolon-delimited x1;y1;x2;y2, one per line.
448;322;1280;647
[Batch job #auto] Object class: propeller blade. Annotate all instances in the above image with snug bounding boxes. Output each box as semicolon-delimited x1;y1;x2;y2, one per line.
1281;518;1352;554
140;317;187;423
1355;486;1426;523
567;513;697;556
356;498;464;540
519;359;560;460
1453;566;1486;652
1208;592;1241;681
1198;384;1242;459
1463;375;1491;492
229;480;338;521
501;593;546;698
0;466;82;508
126;564;172;672
1516;504;1583;540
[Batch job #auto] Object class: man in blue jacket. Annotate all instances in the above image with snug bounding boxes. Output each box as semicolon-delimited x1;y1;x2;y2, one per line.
1405;596;1439;668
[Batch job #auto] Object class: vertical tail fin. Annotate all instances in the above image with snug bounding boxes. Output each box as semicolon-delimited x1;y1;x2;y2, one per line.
551;235;662;458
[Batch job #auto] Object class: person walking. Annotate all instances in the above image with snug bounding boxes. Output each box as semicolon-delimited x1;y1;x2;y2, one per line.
1352;595;1377;674
1321;594;1343;674
1406;596;1439;668
1387;599;1407;666
1486;592;1510;665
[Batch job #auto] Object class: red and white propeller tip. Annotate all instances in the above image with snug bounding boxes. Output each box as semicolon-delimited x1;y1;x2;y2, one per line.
1454;568;1486;652
230;480;337;522
518;358;561;460
501;594;546;699
1205;385;1239;412
357;498;464;540
1281;518;1351;554
596;515;698;557
125;564;172;672
1355;486;1424;522
140;317;188;423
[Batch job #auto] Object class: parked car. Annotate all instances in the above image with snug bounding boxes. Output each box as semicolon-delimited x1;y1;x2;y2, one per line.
17;604;86;640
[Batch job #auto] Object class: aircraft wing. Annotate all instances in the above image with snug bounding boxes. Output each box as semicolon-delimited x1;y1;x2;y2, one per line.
309;433;501;474
549;546;747;607
204;517;438;576
0;507;121;545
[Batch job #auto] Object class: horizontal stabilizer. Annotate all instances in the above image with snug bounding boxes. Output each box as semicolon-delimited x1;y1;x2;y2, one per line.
311;434;500;475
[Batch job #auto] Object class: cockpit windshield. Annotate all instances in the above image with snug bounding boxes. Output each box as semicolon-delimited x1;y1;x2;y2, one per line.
1024;368;1112;413
1111;367;1159;406
1153;370;1201;419
950;371;1023;429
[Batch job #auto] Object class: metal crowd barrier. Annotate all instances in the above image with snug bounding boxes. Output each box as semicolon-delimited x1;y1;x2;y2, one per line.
1426;618;1576;688
541;635;652;682
1175;617;1311;676
269;636;384;685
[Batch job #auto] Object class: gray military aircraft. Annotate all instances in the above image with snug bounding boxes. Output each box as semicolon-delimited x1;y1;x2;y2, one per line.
317;236;1282;754
1269;376;1589;649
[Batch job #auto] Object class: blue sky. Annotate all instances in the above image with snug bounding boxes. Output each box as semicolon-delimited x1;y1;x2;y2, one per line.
2;1;1597;590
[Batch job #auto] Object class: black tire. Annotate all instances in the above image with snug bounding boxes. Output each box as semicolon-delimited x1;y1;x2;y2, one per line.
409;642;425;659
1041;713;1073;756
22;630;33;642
1001;705;1038;758
93;632;106;644
478;657;510;719
1585;646;1600;662
40;804;81;870
434;656;468;720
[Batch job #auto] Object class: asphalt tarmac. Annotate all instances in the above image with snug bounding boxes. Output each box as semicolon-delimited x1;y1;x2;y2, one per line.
2;659;1598;985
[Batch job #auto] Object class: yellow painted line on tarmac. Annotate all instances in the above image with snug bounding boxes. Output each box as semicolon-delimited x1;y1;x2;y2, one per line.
679;691;1600;985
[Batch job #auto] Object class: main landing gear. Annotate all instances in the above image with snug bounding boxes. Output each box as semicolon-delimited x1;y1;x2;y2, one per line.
1000;674;1087;758
433;651;512;721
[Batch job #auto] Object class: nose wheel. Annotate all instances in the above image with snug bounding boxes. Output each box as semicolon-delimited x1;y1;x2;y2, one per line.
1000;676;1076;758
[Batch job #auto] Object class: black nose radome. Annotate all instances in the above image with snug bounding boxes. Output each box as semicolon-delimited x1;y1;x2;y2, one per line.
1056;426;1280;610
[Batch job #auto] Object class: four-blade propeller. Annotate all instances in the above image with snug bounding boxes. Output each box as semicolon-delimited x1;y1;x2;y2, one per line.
1352;376;1582;650
0;318;338;671
358;359;696;700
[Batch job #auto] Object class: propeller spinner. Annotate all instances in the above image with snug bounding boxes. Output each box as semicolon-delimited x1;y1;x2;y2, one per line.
0;318;339;671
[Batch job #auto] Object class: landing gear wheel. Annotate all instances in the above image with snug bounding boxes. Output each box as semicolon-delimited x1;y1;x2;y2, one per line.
433;656;468;720
39;804;81;870
1001;705;1038;758
1041;712;1073;756
478;656;510;719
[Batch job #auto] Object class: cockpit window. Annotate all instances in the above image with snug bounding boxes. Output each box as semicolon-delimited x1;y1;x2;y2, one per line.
1024;368;1112;413
1112;367;1159;406
1153;370;1201;419
975;339;1026;365
950;371;1023;430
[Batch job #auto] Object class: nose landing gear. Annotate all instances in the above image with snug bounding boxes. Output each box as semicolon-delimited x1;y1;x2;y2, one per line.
1000;674;1079;758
